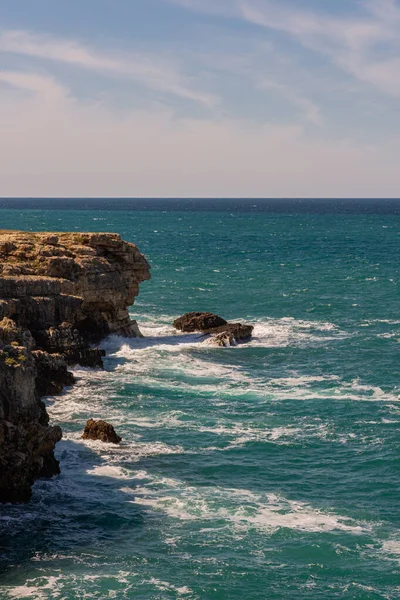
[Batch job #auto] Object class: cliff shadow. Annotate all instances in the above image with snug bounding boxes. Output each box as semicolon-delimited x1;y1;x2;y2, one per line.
0;438;148;581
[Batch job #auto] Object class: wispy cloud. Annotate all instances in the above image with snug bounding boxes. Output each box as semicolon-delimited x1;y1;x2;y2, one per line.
259;79;323;126
168;0;400;98
0;30;218;108
0;70;67;101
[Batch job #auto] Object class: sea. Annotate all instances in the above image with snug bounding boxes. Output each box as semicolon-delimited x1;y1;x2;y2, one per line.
0;199;399;600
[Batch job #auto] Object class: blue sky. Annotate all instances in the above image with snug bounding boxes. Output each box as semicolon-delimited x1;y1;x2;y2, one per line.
0;0;399;197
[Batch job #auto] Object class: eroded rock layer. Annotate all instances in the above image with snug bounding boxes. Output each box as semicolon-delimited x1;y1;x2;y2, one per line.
0;230;150;502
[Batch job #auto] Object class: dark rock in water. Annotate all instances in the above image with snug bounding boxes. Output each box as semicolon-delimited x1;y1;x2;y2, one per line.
82;419;122;444
204;323;254;341
174;312;253;343
33;350;75;397
173;312;227;332
211;331;236;347
63;348;106;368
39;453;61;479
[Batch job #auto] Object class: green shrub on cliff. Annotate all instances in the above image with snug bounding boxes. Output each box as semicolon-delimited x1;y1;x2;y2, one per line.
4;356;18;367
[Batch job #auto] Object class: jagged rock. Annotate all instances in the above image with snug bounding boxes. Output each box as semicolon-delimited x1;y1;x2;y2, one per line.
210;331;236;347
33;351;75;397
63;348;106;368
82;419;122;444
173;312;253;343
173;312;227;332
203;323;254;341
0;352;62;503
0;230;150;502
38;453;61;479
0;317;35;349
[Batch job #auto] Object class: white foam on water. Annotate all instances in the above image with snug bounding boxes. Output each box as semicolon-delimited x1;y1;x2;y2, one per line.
130;480;369;535
3;576;64;599
363;319;400;326
2;571;144;600
88;325;395;406
122;412;186;429
62;432;185;460
102;330;204;358
4;586;43;599
379;540;400;563
47;362;397;469
248;317;345;349
345;380;400;403
86;465;130;479
196;421;330;447
148;579;193;597
269;375;340;387
266;377;399;403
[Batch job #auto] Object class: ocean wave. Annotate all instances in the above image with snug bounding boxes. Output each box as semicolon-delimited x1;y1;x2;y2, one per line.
379;539;400;563
129;480;369;535
61;433;185;460
248;317;345;348
68;360;398;406
1;573;195;600
103;314;345;356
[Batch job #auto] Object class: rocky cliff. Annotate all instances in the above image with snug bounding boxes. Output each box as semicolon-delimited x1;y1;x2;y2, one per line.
0;231;150;502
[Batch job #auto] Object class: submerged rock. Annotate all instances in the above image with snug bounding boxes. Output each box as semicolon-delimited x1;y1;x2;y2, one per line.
173;312;253;344
0;229;150;502
82;419;122;444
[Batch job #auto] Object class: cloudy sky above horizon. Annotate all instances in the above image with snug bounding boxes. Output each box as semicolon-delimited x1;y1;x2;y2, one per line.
1;0;400;198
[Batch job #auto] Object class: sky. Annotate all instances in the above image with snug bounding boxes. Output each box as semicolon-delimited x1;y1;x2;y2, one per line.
0;0;400;198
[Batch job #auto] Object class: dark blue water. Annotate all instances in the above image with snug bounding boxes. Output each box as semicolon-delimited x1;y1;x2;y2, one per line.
0;201;399;599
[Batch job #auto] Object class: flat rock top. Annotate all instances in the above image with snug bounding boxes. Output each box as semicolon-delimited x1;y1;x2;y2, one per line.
0;230;123;246
0;230;150;282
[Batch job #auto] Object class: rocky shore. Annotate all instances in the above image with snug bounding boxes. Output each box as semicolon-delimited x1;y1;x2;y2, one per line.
0;231;150;503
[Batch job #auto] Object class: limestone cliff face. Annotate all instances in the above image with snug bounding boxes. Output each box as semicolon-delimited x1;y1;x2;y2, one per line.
0;230;150;502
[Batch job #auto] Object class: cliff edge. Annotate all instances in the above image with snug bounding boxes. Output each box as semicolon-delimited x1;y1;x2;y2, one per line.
0;231;150;502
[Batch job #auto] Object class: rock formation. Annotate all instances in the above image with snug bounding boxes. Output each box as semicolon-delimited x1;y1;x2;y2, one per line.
211;331;236;347
203;322;254;342
0;230;150;502
173;312;254;344
82;419;122;444
173;312;227;332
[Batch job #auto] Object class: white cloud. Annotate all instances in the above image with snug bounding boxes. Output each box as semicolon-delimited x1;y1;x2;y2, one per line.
0;75;398;197
0;29;217;108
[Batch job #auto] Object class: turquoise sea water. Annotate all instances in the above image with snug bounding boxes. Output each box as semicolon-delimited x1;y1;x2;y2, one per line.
0;201;399;599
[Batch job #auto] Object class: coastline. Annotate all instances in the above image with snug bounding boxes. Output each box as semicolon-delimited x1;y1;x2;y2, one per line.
0;230;150;502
